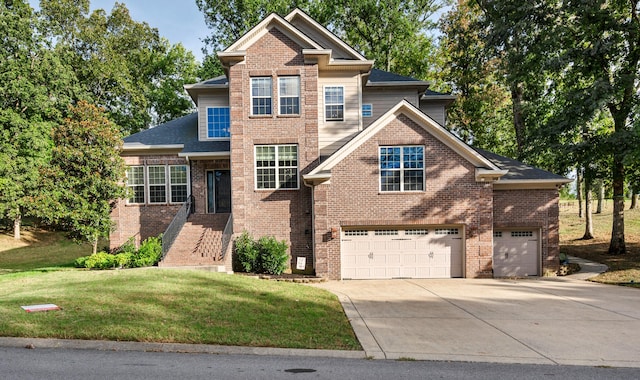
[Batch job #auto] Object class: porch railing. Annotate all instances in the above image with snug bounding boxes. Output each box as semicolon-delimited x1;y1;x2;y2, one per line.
220;213;233;261
161;195;194;260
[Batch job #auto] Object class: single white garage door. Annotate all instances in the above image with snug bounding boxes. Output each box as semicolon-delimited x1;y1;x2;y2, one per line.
341;227;463;279
493;230;539;277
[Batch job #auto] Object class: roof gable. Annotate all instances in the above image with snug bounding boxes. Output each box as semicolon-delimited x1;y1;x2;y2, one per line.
305;100;505;184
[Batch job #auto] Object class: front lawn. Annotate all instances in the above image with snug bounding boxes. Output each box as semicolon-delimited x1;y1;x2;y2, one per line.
0;269;360;350
560;200;640;287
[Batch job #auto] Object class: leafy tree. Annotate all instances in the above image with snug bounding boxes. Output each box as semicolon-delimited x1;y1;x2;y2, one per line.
0;0;76;239
42;101;127;253
196;0;444;80
39;0;198;134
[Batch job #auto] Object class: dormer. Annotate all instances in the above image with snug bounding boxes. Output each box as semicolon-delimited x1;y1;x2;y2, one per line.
184;76;230;142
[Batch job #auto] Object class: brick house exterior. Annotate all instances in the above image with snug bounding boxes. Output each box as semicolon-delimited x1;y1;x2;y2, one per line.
110;9;570;279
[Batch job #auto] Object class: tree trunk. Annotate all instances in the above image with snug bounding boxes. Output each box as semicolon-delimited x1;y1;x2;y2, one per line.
631;188;637;210
582;175;594;240
596;179;604;213
13;211;21;241
576;167;583;218
92;238;98;255
510;82;526;159
608;156;626;254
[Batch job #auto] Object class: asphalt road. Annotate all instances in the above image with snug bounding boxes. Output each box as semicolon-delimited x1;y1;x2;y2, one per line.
1;346;639;380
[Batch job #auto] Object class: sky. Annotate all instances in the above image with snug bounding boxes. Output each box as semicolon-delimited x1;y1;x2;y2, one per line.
29;0;209;62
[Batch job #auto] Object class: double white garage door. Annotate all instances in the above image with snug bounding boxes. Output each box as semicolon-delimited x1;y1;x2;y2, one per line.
341;227;464;279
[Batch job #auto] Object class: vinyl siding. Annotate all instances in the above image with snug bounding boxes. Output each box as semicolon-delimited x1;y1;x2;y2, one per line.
318;72;361;156
288;18;354;59
198;91;230;141
362;89;419;129
419;101;447;126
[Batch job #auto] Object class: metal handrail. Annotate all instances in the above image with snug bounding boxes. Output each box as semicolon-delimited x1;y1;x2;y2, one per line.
161;194;194;260
220;213;233;260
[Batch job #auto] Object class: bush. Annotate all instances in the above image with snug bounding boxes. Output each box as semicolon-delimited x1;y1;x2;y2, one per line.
74;255;88;268
234;231;259;272
114;252;134;268
133;235;162;267
83;251;116;270
257;236;288;275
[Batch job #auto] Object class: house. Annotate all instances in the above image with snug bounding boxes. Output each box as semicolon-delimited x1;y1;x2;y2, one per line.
110;9;570;279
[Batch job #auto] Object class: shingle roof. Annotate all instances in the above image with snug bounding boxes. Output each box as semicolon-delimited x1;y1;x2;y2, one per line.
367;68;427;84
474;147;568;181
123;112;230;154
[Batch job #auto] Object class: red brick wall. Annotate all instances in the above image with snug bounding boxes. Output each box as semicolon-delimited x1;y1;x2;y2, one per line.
229;28;318;272
493;189;561;274
314;115;494;279
110;154;186;249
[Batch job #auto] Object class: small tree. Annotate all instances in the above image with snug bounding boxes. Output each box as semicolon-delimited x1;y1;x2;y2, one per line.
43;101;127;253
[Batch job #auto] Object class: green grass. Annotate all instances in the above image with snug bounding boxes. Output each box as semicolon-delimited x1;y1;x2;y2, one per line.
560;200;640;287
0;228;94;273
0;228;360;350
0;269;359;349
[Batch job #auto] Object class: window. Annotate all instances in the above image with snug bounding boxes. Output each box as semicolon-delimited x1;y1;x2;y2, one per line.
251;77;272;115
207;107;230;138
148;166;167;203
255;145;298;190
126;166;145;204
170;165;188;203
279;77;300;115
435;228;459;235
344;230;369;236
324;86;344;121
379;146;424;192
362;103;372;117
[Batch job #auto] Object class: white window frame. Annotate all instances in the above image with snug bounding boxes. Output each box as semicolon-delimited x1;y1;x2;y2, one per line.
147;165;167;204
251;77;272;115
379;146;425;192
362;103;373;118
206;107;230;139
278;76;300;115
254;145;299;190
324;85;344;121
169;165;190;204
126;166;145;204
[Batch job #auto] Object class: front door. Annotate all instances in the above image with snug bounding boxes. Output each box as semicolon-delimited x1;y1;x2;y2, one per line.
207;170;231;213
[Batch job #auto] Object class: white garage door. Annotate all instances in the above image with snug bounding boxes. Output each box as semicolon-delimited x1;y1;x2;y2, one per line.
341;227;463;279
493;230;539;277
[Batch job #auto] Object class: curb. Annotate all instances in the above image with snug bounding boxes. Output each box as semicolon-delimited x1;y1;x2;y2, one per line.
0;337;366;359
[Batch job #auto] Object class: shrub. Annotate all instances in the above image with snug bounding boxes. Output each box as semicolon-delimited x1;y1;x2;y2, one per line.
234;231;259;272
114;252;134;268
83;251;116;270
257;236;289;275
74;255;88;268
133;235;162;267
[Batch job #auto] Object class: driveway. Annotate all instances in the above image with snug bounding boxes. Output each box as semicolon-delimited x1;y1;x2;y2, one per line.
316;278;640;367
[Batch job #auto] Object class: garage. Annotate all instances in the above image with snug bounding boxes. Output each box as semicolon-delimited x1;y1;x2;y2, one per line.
493;229;539;277
341;227;464;279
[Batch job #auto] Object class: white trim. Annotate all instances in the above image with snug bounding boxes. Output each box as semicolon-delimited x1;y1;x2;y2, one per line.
250;77;273;116
378;146;426;192
285;9;368;61
178;151;230;159
278;76;300;116
323;85;345;122
308;100;503;182
122;143;183;151
147;165;168;204
224;13;323;53
254;144;300;190
125;165;145;204
168;164;190;204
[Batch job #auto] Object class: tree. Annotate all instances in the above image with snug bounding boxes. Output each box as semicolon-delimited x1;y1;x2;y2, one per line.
0;0;76;240
437;1;516;157
42;101;127;253
196;0;444;81
39;0;198;135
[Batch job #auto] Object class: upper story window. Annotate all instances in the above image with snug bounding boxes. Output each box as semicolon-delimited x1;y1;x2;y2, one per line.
207;107;230;138
379;146;424;192
126;166;145;204
324;86;344;121
278;76;300;115
251;77;272;115
362;103;372;118
255;145;299;190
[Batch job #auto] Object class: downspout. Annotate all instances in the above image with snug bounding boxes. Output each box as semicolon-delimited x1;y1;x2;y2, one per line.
303;179;316;274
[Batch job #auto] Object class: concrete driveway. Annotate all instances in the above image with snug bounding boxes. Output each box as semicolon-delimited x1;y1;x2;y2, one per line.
316;278;640;368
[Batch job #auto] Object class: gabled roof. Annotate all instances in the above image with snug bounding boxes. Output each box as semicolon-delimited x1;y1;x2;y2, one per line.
122;112;230;158
304;100;506;184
